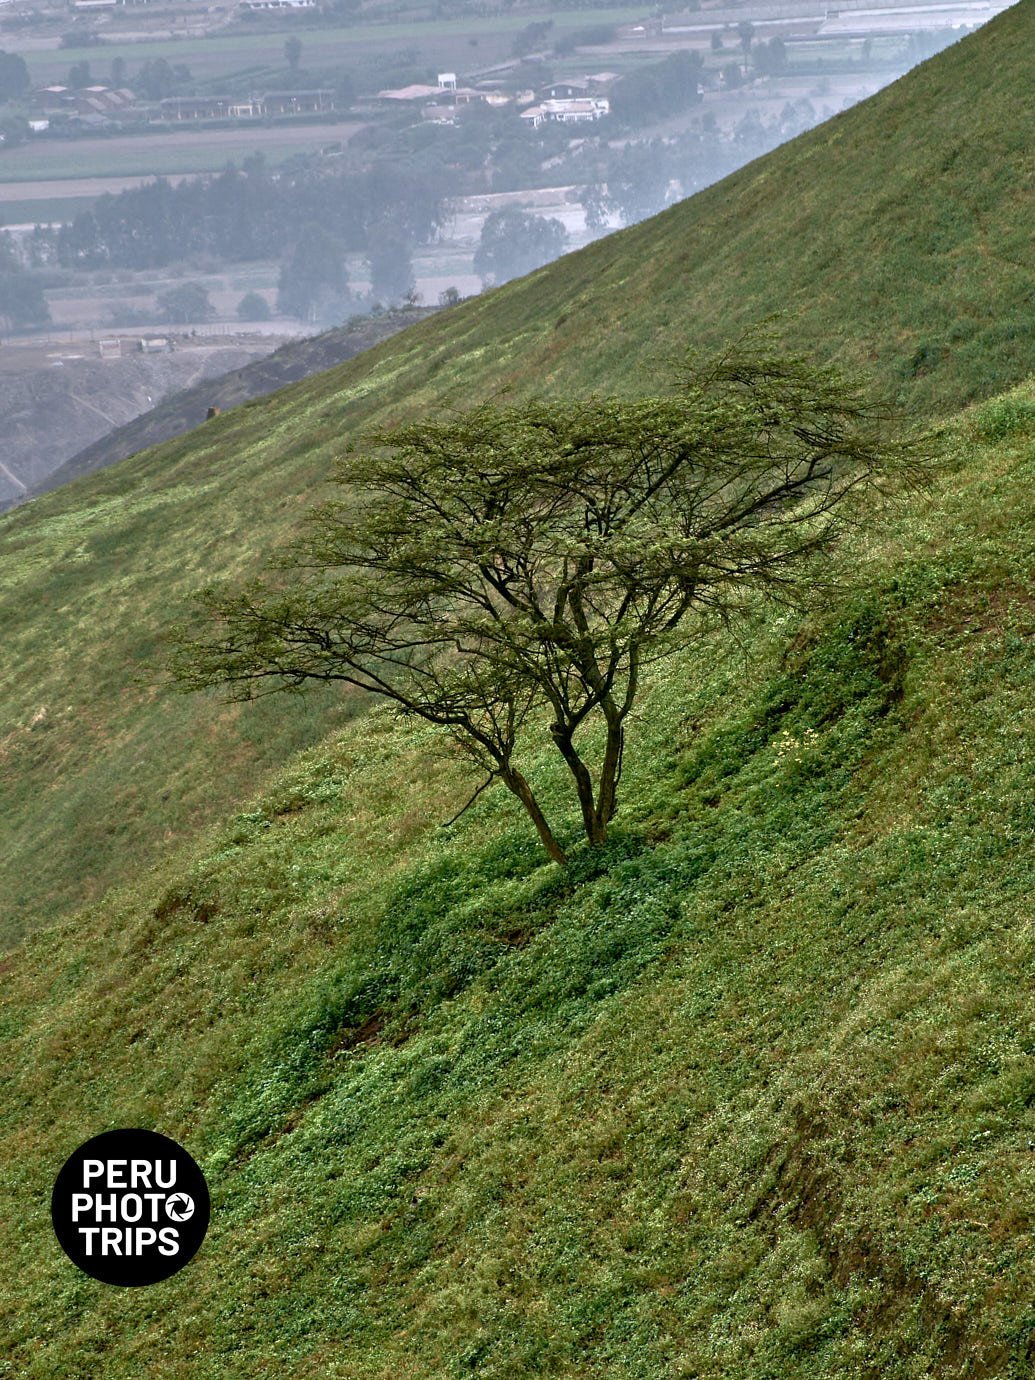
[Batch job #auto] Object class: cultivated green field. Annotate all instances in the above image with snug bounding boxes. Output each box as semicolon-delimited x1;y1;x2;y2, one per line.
0;124;364;183
0;195;94;226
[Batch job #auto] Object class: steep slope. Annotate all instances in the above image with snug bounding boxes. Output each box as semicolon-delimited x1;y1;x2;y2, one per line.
1;390;1032;1375
26;307;436;504
1;3;1032;941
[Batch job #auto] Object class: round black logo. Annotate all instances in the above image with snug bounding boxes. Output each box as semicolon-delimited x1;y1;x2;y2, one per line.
51;1129;210;1286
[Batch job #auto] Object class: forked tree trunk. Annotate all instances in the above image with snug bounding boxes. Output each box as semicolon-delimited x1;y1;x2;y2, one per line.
500;719;626;861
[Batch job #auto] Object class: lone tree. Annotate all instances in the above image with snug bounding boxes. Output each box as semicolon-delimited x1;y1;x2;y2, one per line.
169;343;924;864
156;281;212;324
0;271;50;330
366;231;414;306
237;290;271;321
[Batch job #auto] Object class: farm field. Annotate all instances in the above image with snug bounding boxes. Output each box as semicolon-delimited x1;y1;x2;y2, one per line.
15;8;649;85
37;239;526;333
0;195;94;226
0;121;367;183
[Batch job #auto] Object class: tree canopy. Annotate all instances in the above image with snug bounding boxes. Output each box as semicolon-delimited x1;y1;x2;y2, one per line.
277;225;349;322
474;209;568;287
367;231;414;306
156;281;212;324
0;272;50;330
0;51;30;102
170;342;927;863
610;50;703;126
237;290;272;321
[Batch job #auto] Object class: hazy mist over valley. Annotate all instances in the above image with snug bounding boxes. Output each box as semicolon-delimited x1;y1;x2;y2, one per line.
0;0;1009;501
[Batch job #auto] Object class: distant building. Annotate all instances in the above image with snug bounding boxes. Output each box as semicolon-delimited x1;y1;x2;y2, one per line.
162;97;244;120
156;90;333;121
31;86;70;113
379;81;508;110
76;86;134;113
262;89;335;114
523;97;609;127
544;81;590;100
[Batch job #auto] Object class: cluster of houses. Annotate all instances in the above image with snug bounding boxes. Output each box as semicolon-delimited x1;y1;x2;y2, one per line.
377;73;616;128
25;69;614;135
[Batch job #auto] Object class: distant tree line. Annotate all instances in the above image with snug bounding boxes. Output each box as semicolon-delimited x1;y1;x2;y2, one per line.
512;20;553;58
37;159;446;273
568;97;830;230
553;24;616;57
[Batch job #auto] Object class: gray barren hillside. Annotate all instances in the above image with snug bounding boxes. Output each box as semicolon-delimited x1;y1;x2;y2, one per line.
0;341;269;508
21;310;433;505
25;308;436;504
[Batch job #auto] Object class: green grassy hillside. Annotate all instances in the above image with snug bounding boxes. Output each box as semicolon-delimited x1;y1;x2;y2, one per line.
1;389;1032;1376
1;2;1032;942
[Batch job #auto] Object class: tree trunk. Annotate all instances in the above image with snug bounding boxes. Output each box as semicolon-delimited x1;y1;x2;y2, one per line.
501;766;568;865
596;719;623;828
551;724;607;846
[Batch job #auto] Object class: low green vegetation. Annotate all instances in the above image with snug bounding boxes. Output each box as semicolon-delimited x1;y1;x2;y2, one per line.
0;390;1032;1374
0;4;1030;944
